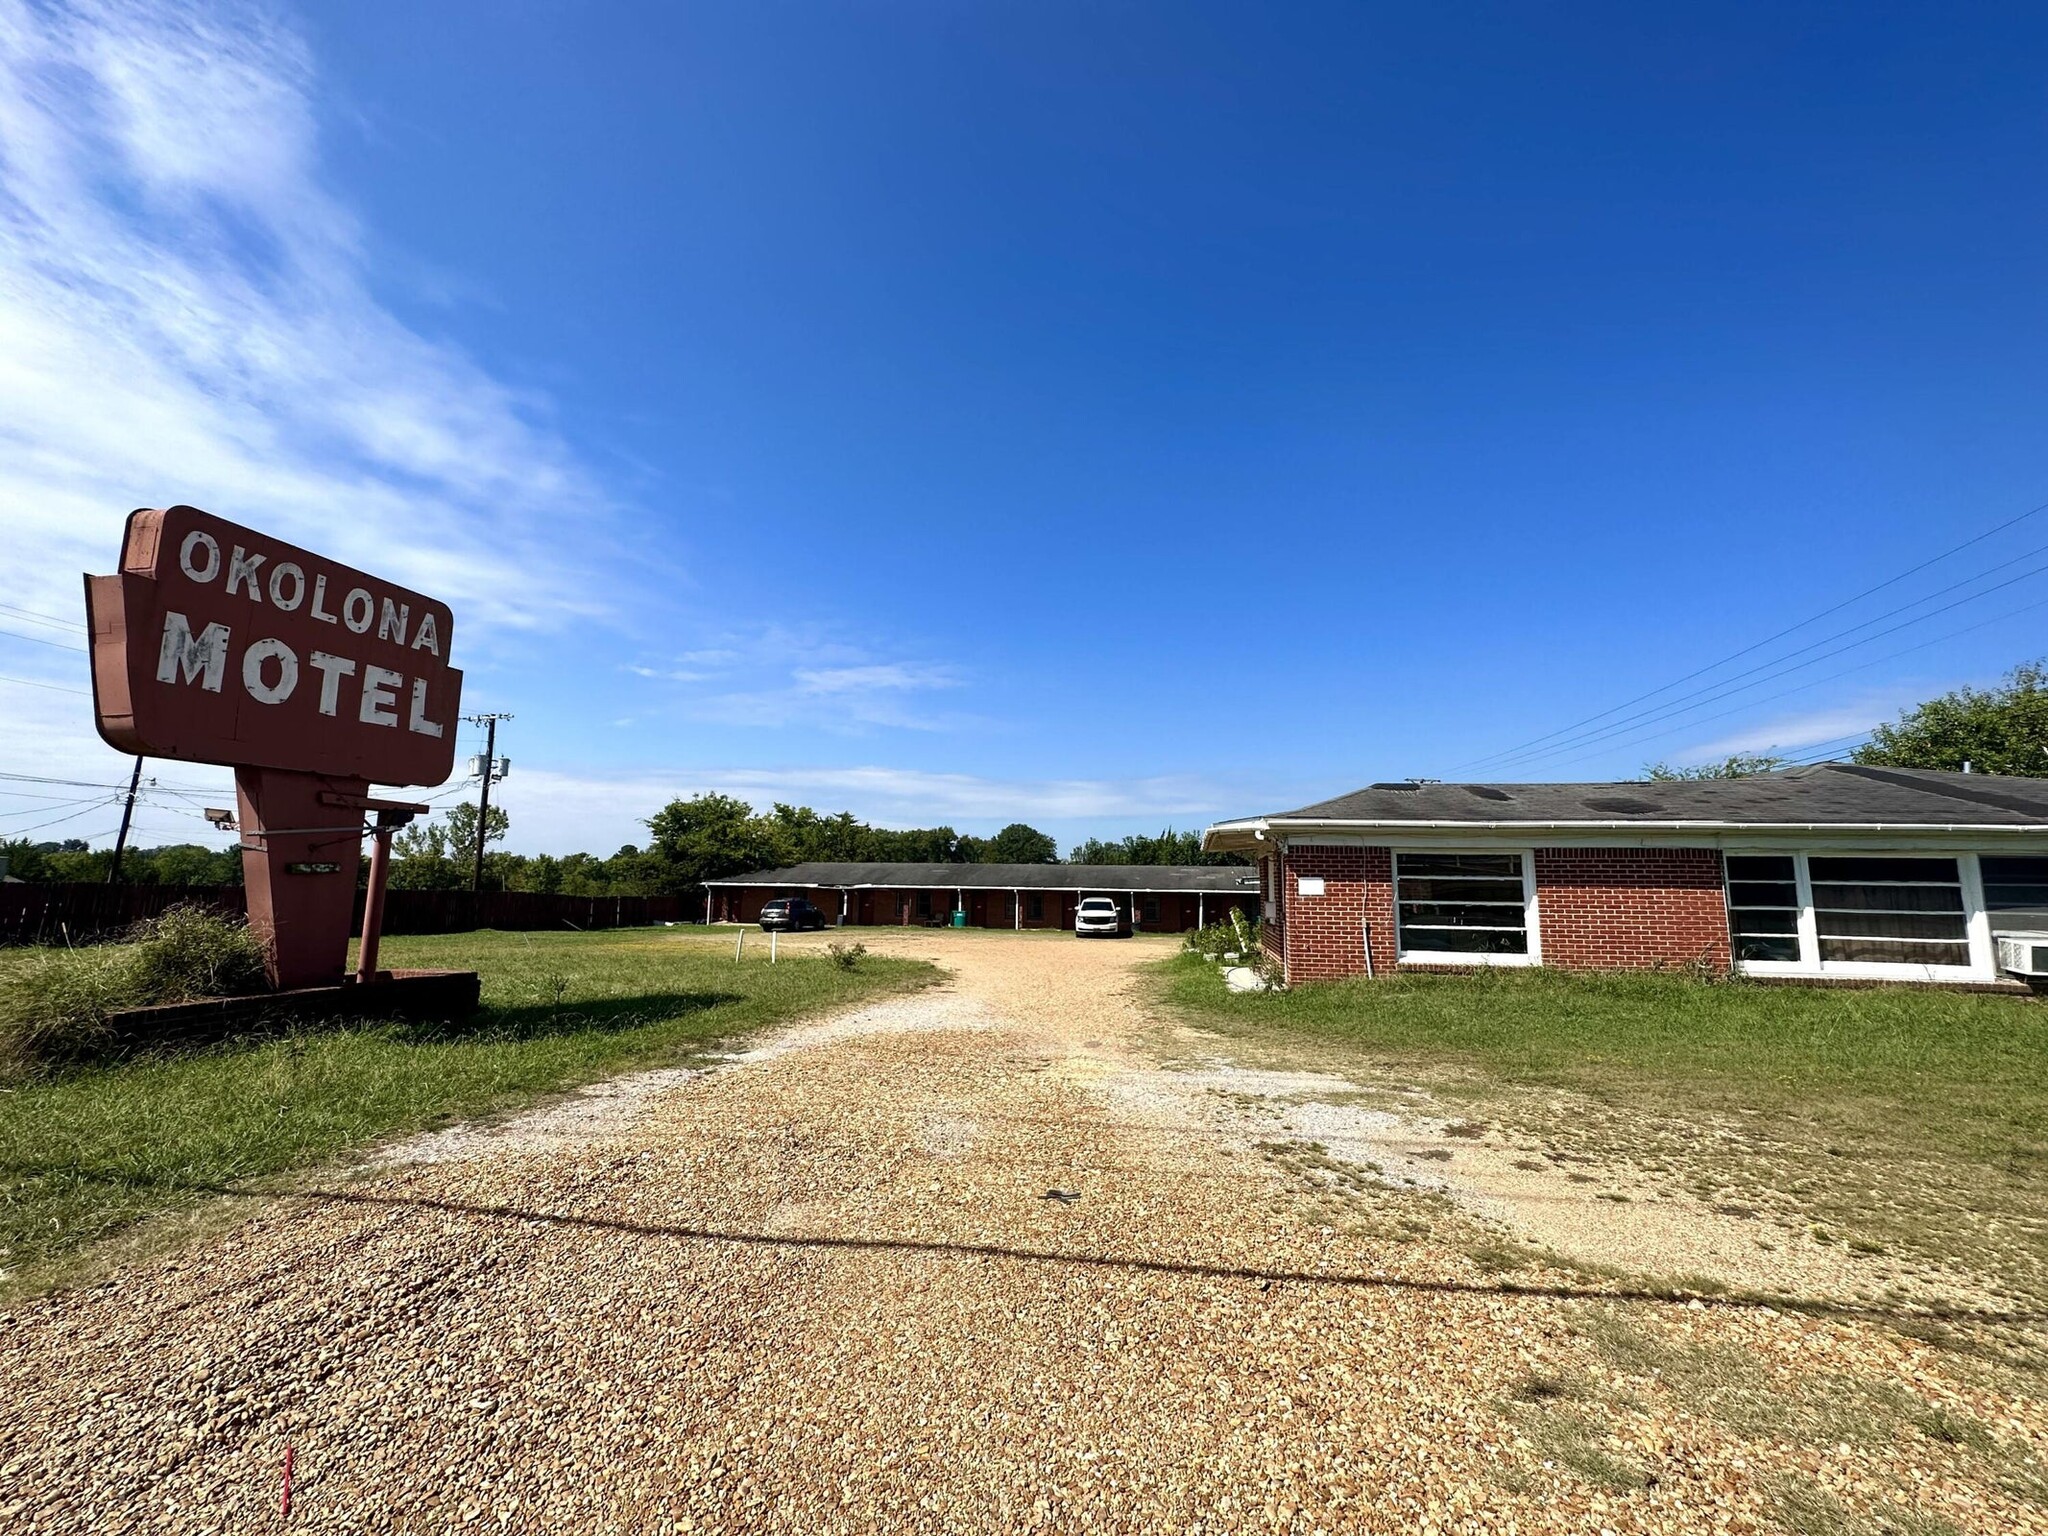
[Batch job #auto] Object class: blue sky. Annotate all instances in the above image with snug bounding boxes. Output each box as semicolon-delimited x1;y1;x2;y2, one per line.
5;1;2048;855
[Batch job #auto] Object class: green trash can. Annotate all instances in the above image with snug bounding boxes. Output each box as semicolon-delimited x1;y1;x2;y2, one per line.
951;909;966;928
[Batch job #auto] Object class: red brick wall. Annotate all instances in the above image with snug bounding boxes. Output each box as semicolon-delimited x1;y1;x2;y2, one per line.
1532;847;1731;972
1280;845;1397;982
1270;844;1733;981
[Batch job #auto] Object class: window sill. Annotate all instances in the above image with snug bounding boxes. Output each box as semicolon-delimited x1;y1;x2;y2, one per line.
1397;951;1538;969
1735;959;1992;983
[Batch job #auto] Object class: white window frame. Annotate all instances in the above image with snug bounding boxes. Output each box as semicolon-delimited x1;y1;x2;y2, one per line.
1725;849;1993;982
1393;848;1541;967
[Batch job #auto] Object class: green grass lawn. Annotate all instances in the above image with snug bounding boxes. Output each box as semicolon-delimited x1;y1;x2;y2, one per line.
1160;956;2048;1307
0;928;935;1293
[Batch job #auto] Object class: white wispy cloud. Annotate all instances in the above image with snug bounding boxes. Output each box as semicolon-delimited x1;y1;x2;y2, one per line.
793;664;960;696
0;0;620;655
622;625;973;733
1673;693;1916;763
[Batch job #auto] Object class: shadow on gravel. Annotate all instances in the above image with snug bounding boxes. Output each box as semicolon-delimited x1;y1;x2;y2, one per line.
125;1175;2043;1334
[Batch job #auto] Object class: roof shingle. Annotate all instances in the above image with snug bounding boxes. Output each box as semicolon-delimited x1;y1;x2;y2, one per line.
703;862;1258;893
1230;765;2048;829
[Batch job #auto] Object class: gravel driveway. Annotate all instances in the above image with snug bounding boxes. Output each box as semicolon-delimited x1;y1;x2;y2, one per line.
3;933;2042;1533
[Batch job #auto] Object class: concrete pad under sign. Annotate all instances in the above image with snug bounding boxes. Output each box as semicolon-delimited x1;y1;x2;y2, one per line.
101;968;480;1051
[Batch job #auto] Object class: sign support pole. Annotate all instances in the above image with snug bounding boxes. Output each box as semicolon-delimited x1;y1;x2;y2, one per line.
357;813;399;983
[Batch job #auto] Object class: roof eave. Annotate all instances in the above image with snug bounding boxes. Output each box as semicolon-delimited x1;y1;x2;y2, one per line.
1257;816;2048;837
1201;818;1273;854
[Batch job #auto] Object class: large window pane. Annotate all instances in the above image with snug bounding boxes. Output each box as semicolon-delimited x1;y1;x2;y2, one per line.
1727;854;1801;965
1727;855;1795;881
1392;877;1525;903
1820;937;1971;966
1807;856;1961;885
1808;882;1963;913
1981;856;2048;905
1736;934;1801;962
1981;856;2048;935
1399;853;1522;878
1732;908;1798;935
1397;851;1527;956
1728;880;1797;907
1810;856;1966;967
1399;926;1529;955
1816;910;1969;941
1397;902;1528;928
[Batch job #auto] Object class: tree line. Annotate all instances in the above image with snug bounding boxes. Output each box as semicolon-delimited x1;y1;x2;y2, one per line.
3;793;1243;895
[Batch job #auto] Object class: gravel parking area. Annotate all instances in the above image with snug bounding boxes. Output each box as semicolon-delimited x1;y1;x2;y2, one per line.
2;932;2043;1533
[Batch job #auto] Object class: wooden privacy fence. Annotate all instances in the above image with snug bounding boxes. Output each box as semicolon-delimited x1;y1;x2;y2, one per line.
0;884;694;946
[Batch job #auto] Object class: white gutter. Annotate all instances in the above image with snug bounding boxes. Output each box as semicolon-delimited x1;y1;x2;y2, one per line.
1202;815;2048;857
1256;817;2048;834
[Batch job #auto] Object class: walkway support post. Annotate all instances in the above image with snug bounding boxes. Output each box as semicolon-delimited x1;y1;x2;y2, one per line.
356;815;396;983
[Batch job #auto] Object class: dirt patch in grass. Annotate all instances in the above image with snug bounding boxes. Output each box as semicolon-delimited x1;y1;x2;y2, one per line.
1154;957;2048;1323
1115;1053;1887;1303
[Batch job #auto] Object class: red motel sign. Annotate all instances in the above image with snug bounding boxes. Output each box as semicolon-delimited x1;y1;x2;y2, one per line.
86;505;461;783
85;506;465;991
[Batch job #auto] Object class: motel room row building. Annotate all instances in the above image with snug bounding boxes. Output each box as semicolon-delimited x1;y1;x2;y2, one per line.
704;862;1260;932
1201;764;2048;988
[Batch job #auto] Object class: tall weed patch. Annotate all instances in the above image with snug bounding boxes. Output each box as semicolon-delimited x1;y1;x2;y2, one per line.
0;907;268;1075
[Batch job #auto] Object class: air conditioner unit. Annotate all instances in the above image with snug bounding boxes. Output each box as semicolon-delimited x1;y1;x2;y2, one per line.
1995;933;2048;979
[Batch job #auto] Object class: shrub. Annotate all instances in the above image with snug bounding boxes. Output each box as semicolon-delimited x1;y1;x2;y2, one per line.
827;940;867;971
0;906;268;1075
1182;914;1264;962
125;904;269;1003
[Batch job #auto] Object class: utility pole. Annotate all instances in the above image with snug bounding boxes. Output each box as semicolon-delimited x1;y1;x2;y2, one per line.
106;756;144;884
463;714;512;894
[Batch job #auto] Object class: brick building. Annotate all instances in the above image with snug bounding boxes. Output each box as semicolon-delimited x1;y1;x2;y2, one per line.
1202;765;2048;986
704;862;1259;932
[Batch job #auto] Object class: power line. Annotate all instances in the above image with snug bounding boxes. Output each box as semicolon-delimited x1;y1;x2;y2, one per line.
1528;590;2048;776
3;796;123;837
0;770;133;789
0;625;88;655
0;602;85;635
1491;551;2048;775
0;790;113;810
0;671;91;697
1450;493;2048;775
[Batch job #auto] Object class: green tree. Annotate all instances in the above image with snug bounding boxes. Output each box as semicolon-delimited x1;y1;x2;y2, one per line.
388;802;511;888
1065;827;1247;867
1854;661;2048;775
440;801;510;866
645;793;787;891
141;843;242;886
982;823;1057;863
1642;753;1790;781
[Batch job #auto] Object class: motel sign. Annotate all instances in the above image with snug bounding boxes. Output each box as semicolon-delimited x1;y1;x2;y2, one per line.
87;506;464;989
